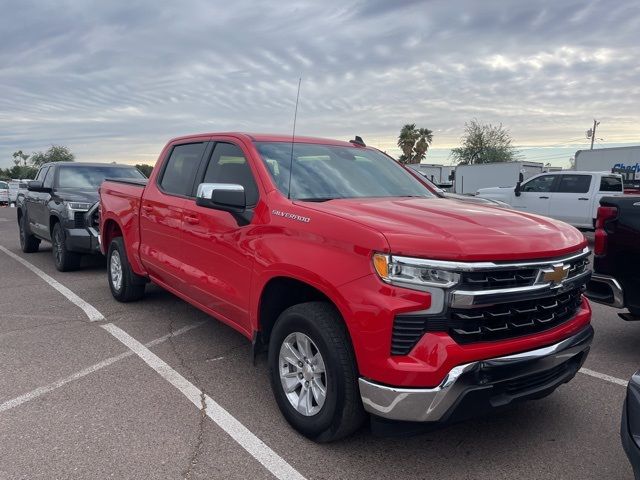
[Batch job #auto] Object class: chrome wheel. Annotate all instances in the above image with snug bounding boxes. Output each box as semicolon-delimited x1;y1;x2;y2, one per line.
110;250;123;291
53;227;63;265
279;332;327;416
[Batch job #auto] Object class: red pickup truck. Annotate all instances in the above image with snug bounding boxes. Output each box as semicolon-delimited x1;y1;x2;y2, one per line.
100;132;594;441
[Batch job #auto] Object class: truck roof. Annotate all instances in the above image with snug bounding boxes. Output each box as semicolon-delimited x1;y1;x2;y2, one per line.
38;161;139;168
167;132;360;147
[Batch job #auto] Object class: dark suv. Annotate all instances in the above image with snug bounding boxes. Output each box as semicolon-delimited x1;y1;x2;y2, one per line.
16;162;145;271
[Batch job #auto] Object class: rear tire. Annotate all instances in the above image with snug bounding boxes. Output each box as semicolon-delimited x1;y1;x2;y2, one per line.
107;236;146;302
19;213;40;253
268;301;365;442
52;222;81;271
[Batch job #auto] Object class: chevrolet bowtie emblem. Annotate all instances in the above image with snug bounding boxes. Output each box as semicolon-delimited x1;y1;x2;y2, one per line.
542;264;570;286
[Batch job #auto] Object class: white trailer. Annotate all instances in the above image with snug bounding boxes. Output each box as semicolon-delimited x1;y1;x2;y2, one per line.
575;146;640;178
453;161;544;195
407;163;454;186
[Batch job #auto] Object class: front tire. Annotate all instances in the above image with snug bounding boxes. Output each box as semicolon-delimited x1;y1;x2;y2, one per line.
107;236;146;302
19;214;40;253
52;222;81;271
268;301;365;442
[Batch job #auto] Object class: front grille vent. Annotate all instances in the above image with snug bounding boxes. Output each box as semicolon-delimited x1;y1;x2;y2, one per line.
73;211;85;228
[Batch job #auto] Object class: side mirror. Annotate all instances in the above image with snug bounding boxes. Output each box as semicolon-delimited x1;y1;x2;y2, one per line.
27;181;51;193
196;183;246;211
514;182;522;197
519;172;524;183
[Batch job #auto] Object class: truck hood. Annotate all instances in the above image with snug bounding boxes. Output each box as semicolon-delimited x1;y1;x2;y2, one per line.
301;197;586;261
55;189;99;205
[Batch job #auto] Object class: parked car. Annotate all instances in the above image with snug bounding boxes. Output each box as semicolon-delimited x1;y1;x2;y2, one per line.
16;162;145;271
477;171;624;229
585;196;640;319
622;370;640;480
8;179;30;204
100;133;593;442
0;180;9;205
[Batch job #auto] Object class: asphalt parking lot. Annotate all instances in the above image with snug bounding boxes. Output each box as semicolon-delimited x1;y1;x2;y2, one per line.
0;206;638;480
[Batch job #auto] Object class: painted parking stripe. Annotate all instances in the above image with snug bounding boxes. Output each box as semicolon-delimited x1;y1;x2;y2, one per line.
0;245;104;321
0;322;204;413
0;246;306;480
580;367;629;387
102;323;307;480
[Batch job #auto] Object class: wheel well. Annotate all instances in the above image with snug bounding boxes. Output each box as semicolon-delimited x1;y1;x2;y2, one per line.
102;219;122;247
258;277;336;345
49;215;60;236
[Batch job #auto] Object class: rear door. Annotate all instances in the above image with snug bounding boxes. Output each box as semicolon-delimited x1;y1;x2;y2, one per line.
139;141;208;290
27;166;51;237
180;140;260;332
512;174;556;217
548;174;593;227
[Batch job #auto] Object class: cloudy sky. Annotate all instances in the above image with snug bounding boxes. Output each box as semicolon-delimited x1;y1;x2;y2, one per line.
1;0;639;169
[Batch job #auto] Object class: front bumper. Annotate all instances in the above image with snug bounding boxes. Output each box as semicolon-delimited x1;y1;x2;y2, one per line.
586;273;625;308
622;372;640;480
359;324;593;422
65;227;101;253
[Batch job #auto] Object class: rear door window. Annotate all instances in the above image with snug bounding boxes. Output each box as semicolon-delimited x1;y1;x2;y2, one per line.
555;175;591;193
159;143;207;197
599;176;623;192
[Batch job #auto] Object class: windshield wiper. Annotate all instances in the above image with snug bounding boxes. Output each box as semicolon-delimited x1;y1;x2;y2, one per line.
296;197;337;202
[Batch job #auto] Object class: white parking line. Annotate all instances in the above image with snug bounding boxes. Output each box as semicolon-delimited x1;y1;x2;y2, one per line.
102;322;307;480
580;367;629;387
0;245;104;321
0;245;307;480
0;322;204;413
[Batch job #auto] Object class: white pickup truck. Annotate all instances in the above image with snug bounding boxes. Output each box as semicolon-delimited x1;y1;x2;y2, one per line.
477;171;624;229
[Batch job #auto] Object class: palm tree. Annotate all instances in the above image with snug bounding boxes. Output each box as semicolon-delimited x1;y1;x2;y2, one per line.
413;128;434;163
397;124;419;164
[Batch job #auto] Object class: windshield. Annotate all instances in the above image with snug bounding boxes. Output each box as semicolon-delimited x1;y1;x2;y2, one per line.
57;165;144;189
255;142;433;201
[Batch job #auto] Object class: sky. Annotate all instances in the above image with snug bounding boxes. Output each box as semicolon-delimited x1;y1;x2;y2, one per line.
1;0;639;169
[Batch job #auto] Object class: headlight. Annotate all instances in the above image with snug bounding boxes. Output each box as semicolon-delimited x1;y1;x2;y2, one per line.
65;202;93;216
373;253;460;289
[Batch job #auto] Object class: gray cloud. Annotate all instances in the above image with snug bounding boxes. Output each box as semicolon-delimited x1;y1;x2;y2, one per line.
1;0;639;168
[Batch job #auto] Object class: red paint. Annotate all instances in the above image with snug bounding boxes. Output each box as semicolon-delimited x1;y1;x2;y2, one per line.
100;133;592;388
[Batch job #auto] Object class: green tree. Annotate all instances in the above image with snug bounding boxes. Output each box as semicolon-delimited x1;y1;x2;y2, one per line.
135;164;153;178
12;150;30;167
397;124;434;164
30;145;75;167
450;120;517;165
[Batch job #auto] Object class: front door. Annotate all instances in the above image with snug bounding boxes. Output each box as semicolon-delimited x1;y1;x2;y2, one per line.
180;140;261;332
512;174;556;218
27;166;51;238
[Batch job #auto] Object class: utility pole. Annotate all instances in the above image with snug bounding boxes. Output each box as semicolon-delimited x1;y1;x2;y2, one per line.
589;119;600;150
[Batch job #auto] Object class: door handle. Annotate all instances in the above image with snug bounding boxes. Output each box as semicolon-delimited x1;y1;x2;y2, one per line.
539;196;549;199
578;197;589;201
142;205;153;213
184;215;200;225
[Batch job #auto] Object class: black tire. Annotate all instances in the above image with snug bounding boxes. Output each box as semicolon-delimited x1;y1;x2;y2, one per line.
18;213;40;253
107;236;146;302
268;301;365;442
52;222;81;272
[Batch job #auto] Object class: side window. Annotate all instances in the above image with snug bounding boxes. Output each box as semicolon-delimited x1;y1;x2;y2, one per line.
556;175;591;194
522;175;555;193
43;167;55;188
159;143;206;196
202;143;259;206
35;167;49;182
599;176;623;192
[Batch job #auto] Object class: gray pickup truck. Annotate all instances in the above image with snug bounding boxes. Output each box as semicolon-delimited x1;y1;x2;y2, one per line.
16;162;145;271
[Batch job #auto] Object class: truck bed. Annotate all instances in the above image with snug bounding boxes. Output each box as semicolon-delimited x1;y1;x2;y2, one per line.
99;179;147;257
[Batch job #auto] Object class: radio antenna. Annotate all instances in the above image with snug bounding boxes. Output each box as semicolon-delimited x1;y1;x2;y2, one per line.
287;77;302;199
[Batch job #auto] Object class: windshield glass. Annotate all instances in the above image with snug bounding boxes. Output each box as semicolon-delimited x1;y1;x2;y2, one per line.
255;142;433;200
57;165;144;189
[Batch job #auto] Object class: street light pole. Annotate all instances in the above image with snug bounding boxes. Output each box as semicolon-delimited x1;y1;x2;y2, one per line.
590;119;600;150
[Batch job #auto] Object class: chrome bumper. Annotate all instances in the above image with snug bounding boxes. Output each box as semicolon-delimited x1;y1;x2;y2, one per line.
359;325;593;422
586;273;625;308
